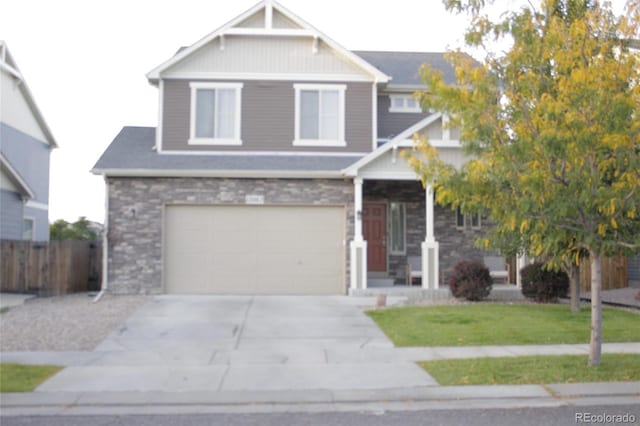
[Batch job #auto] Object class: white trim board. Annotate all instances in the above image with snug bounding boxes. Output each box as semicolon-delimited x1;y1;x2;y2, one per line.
146;0;389;84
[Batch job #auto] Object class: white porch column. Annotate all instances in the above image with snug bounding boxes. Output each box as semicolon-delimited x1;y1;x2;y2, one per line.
350;177;367;291
421;184;440;289
516;254;529;289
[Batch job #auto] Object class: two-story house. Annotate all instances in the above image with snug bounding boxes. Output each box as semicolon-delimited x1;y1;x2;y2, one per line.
92;0;488;295
0;41;56;241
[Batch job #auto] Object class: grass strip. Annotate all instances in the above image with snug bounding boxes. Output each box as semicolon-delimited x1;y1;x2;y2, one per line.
0;363;63;392
419;354;640;385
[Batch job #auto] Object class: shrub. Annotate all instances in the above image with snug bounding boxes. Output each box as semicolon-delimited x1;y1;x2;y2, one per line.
448;260;493;301
520;262;569;302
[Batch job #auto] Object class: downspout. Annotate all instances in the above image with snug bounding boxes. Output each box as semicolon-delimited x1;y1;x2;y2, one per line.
93;176;109;302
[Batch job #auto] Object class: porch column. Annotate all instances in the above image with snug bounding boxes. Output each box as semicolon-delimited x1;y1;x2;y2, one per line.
421;183;440;289
350;177;367;291
516;254;529;289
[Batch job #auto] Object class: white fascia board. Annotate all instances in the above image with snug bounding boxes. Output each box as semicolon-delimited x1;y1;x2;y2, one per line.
91;168;344;179
391;112;443;142
146;1;267;83
146;0;390;84
1;45;58;148
0;153;35;199
157;149;367;157
271;1;390;83
160;72;373;82
342;113;443;176
382;84;428;93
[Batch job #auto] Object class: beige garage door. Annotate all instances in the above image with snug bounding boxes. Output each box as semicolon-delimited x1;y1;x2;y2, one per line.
164;205;345;294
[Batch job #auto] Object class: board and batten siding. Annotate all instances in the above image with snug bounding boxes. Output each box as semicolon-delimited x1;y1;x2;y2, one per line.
161;80;373;153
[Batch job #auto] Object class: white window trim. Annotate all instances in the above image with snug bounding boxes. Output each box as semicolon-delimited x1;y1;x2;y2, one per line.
293;83;346;147
456;206;465;229
389;94;422;113
389;202;407;255
471;212;482;229
23;217;35;241
189;82;243;146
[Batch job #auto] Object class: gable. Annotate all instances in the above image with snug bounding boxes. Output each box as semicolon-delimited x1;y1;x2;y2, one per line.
1;68;48;144
163;37;369;79
236;7;302;29
148;0;389;83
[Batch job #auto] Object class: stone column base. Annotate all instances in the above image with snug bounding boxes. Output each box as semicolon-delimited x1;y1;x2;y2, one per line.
421;240;440;290
350;240;368;290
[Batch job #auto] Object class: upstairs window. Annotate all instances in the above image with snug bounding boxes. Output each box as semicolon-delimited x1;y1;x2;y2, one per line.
189;82;242;145
389;94;421;113
294;84;346;147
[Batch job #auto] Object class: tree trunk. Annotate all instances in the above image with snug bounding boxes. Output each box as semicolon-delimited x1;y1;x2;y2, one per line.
588;252;602;366
569;263;580;312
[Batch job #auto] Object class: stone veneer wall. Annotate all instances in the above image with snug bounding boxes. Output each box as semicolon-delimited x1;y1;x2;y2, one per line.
107;177;354;294
363;180;490;283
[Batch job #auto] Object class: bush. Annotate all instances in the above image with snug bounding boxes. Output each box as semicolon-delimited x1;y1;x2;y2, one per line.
520;262;569;302
448;260;493;301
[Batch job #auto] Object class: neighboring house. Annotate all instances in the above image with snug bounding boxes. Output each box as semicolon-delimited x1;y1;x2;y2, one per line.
92;0;489;295
0;41;56;241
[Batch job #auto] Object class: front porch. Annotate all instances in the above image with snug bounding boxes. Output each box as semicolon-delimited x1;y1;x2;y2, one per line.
343;114;522;294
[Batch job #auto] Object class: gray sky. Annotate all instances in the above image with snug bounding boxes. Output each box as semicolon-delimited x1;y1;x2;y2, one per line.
1;0;626;223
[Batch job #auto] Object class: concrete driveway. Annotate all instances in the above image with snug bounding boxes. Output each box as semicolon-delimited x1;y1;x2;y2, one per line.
37;296;437;392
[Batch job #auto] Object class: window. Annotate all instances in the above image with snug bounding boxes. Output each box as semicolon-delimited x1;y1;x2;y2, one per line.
456;206;482;229
294;84;346;146
189;82;242;145
23;218;34;240
456;206;465;228
389;95;421;113
389;202;406;254
471;212;481;229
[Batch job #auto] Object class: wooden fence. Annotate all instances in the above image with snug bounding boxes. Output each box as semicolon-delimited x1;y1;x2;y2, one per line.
579;255;628;292
0;240;102;296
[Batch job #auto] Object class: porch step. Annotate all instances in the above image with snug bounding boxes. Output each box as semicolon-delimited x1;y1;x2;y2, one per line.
367;278;396;288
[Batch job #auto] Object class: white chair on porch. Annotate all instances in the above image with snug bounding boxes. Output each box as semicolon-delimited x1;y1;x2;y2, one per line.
406;256;422;286
484;256;510;284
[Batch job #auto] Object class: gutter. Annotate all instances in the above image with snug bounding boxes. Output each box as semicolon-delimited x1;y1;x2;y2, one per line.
93;177;109;303
90;168;346;179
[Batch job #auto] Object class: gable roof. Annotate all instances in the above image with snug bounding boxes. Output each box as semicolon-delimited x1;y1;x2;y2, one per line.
0;41;57;148
147;0;390;84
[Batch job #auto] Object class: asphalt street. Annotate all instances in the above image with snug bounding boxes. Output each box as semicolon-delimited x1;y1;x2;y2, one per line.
2;405;639;426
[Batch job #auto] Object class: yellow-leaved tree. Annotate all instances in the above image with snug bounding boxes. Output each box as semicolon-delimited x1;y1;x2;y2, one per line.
409;0;640;366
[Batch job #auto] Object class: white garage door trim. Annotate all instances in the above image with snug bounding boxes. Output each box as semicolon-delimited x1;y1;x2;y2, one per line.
163;204;346;295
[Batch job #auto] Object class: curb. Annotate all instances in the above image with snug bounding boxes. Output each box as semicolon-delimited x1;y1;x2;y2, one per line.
2;383;639;416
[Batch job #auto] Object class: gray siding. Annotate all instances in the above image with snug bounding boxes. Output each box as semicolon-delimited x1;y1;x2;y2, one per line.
0;122;51;241
377;94;430;140
0;189;23;239
0;122;51;203
162;80;372;153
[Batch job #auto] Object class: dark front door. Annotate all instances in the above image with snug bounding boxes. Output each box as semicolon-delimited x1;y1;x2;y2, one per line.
363;203;386;272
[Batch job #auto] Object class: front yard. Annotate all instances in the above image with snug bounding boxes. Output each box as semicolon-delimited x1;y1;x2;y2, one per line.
366;304;640;347
367;303;640;385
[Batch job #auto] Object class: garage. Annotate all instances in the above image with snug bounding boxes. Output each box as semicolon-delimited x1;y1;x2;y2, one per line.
164;205;346;294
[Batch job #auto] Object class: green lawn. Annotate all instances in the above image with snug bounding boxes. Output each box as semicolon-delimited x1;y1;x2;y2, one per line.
367;304;640;346
420;354;640;385
0;363;62;392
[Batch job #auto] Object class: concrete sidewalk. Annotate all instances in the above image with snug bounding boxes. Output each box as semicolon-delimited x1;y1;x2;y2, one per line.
3;342;640;366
